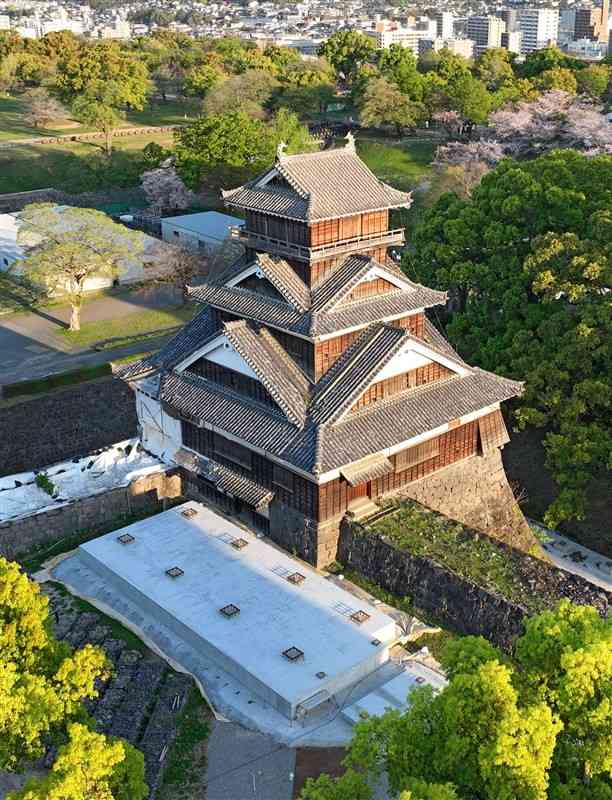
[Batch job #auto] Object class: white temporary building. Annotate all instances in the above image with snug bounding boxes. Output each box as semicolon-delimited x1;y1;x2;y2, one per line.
161;211;244;256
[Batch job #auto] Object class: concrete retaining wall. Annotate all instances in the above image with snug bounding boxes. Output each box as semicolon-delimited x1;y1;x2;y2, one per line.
338;516;611;651
0;378;137;477
0;470;181;561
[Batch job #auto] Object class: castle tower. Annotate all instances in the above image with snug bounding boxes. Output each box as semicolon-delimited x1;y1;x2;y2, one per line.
119;138;537;566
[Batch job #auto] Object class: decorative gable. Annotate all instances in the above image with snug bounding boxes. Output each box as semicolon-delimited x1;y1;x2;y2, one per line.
177;334;259;380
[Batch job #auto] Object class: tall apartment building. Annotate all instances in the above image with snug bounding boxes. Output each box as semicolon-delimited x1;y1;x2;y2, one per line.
466;15;505;55
574;0;609;43
419;36;475;59
435;11;455;39
516;8;559;53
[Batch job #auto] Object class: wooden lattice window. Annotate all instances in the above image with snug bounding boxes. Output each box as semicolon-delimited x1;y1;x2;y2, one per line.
478;410;510;454
395;437;440;472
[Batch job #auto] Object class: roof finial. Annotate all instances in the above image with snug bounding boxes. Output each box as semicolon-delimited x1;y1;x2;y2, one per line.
276;140;287;161
344;131;356;152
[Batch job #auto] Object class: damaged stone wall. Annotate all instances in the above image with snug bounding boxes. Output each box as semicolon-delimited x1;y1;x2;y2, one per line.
396;449;538;554
0;378;137;477
0;470;181;561
338;517;611;651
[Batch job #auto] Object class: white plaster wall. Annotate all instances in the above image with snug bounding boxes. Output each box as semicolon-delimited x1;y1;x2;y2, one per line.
377;348;432;381
136;392;182;463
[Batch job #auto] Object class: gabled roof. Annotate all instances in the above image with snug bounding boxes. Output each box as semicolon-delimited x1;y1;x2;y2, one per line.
222;140;412;223
232;254;311;313
221;320;310;426
188;254;446;339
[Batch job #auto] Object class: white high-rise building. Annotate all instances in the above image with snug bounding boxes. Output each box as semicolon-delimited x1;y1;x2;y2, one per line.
369;18;437;55
466;15;506;56
435;11;454;39
0;14;10;29
419;36;475;59
517;8;559;53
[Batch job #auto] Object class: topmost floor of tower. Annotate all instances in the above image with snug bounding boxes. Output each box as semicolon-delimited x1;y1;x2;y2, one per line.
221;135;412;283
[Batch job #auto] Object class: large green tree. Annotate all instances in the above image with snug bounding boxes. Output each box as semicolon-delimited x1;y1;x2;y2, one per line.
17;204;146;330
359;76;424;135
0;559;110;770
318;30;375;82
301;602;612;800
404;149;612;527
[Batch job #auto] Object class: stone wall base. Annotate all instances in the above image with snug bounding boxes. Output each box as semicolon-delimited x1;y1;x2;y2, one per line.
396;449;540;554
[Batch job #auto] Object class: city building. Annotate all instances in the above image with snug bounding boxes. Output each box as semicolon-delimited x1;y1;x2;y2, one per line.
435;11;454;38
574;0;609;43
501;29;522;53
369;18;437;54
419;36;475;58
466;15;505;55
118;137;533;568
516;7;559;54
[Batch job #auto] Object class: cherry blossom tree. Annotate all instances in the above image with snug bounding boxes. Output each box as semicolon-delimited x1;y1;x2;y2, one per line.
140;164;194;215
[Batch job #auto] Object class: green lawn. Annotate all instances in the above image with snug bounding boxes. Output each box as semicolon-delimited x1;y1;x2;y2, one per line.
0;131;175;194
0;95;198;141
357;140;436;191
61;305;196;348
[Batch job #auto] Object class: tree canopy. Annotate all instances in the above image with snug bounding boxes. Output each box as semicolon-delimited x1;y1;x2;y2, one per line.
300;601;612;800
404;149;612;527
17;204;146;331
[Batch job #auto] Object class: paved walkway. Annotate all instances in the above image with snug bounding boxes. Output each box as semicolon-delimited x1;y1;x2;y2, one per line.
0;285;181;384
532;521;612;592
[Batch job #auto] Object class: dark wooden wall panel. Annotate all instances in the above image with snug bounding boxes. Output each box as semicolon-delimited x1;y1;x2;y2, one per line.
352;362;453;411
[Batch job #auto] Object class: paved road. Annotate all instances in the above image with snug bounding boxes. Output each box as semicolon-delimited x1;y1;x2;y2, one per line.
0;285;181;384
205;721;296;800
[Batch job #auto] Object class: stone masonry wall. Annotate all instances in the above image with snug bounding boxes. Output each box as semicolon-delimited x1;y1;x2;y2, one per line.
397;449;538;554
0;379;137;477
338;518;611;651
0;470;182;561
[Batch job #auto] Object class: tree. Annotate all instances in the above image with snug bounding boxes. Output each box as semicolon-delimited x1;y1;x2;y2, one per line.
22;87;67;129
7;723;147;800
536;67;578;94
318;31;375;82
489;91;612;157
378;44;423;100
141;163;193;213
184;63;226;98
304;603;611;800
359;77;423;135
475;48;515;91
202;69;278;119
175;111;274;190
55;41;150;110
17;204;146;330
576;64;611;100
445;74;493;125
270;107;318;154
519;47;582;80
405;149;612;526
0;559;110;770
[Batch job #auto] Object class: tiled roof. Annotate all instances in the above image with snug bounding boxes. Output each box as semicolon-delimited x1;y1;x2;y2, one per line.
160;325;523;476
310;325;406;425
223;143;411;222
223;319;310;426
174;448;274;509
252;254;311;312
188;255;446;339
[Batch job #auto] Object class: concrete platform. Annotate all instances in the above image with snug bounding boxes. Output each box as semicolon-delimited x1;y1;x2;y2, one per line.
62;502;399;721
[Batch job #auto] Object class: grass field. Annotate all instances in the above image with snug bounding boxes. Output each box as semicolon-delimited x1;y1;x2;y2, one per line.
357;140;436;191
0;95;198;141
0;130;175;194
60;304;196;348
